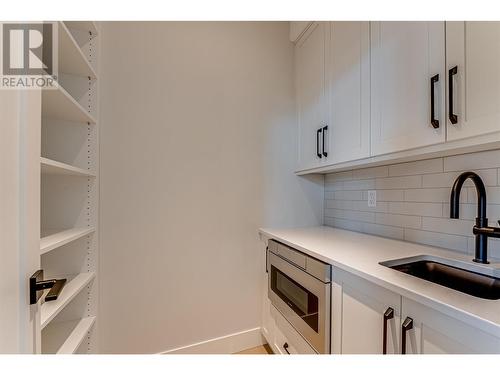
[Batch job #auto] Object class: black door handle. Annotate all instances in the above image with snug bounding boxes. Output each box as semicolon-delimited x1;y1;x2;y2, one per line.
29;270;67;305
322;125;328;157
401;317;414;354
383;307;394;354
430;74;439;129
283;342;290;354
316;128;322;158
448;66;458;124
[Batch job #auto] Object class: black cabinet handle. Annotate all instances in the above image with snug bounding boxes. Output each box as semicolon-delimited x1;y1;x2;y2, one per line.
430;74;439;129
283;342;290;354
383;307;394;354
316;128;322;158
448;66;458;124
401;317;414;354
322;125;328;157
29;270;67;305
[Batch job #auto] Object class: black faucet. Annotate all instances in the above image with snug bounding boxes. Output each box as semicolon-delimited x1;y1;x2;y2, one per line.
450;171;500;264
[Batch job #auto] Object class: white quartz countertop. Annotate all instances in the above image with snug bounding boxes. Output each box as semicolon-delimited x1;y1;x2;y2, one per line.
259;226;500;337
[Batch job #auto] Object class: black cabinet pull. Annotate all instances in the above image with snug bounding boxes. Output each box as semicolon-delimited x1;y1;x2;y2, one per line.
401;317;414;354
448;66;458;124
316;128;322;158
283;342;290;354
383;307;394;354
322;125;328;157
430;74;439;129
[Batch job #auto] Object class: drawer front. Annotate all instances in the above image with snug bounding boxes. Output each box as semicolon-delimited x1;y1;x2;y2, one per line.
270;305;317;354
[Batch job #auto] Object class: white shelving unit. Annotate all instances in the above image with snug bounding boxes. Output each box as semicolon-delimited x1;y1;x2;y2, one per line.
41;272;96;329
40;21;99;354
41;157;96;177
42;317;96;354
64;21;98;37
42;83;96;124
40;227;95;255
58;22;97;79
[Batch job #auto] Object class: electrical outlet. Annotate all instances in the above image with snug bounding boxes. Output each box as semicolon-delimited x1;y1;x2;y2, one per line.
367;190;376;208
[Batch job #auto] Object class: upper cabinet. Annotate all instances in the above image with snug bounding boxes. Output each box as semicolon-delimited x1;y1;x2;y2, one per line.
370;22;446;156
328;22;370;163
446;22;500;141
294;21;500;174
295;21;370;171
295;22;328;171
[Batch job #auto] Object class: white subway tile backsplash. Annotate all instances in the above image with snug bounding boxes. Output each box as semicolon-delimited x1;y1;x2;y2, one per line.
333;190;364;201
343;179;376;191
442;203;500;221
467;186;500;204
389;159;443;177
362;223;404;240
422;217;474;236
325;182;344;192
444;149;500;171
352;166;389;180
423;169;497;188
376;175;422;189
363;189;405;202
375;213;422;229
352;200;389;213
325;171;353;183
325;200;354;210
388;202;443;217
404;229;469;253
346;210;376;223
325;148;500;256
404;188;467;203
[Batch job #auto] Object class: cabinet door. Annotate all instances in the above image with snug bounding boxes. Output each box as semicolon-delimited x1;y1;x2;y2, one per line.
447;22;500;141
296;22;328;170
371;22;445;156
328;22;370;164
336;270;401;354
401;297;500;354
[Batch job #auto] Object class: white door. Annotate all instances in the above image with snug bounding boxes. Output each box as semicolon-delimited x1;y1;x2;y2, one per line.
446;22;500;141
401;297;500;354
296;22;328;171
371;22;446;156
336;271;401;354
328;21;370;164
0;89;41;354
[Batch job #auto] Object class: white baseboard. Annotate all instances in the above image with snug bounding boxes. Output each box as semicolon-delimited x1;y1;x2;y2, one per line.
160;327;266;354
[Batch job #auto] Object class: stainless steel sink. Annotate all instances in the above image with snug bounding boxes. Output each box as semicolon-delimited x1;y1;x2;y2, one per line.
380;255;500;300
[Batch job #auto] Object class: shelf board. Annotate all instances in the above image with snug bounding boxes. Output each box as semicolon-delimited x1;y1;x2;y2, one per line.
42;83;96;124
41;157;95;177
64;21;98;37
42;316;96;354
41;227;95;255
58;22;97;79
41;272;96;329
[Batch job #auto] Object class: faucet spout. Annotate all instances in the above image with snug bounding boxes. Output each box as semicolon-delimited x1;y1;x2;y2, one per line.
450;171;487;220
450;171;490;264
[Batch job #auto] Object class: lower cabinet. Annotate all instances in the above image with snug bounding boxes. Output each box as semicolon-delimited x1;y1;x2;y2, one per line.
334;269;401;354
334;268;500;354
401;297;500;354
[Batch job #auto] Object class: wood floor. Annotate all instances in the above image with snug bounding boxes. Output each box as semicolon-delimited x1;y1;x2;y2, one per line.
236;344;273;354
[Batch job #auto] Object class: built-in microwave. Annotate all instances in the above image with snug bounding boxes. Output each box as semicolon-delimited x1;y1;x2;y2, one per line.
267;239;331;354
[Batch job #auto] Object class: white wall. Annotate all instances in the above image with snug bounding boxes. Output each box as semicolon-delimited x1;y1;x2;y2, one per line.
99;22;323;354
325;150;500;261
